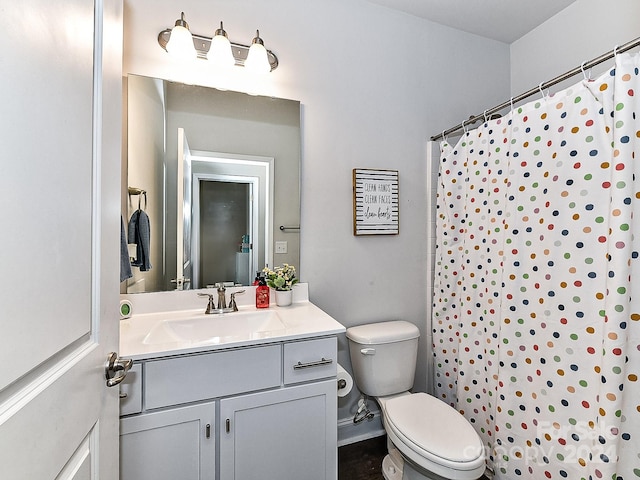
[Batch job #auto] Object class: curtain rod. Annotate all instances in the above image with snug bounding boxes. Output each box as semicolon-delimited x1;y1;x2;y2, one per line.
431;36;640;142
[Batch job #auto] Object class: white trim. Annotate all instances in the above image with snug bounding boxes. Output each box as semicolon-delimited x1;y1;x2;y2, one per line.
425;141;439;397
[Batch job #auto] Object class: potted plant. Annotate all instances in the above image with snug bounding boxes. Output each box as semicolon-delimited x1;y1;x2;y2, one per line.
263;263;298;306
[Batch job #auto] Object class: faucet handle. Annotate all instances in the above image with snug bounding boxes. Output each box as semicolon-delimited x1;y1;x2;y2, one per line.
197;293;216;314
229;290;246;312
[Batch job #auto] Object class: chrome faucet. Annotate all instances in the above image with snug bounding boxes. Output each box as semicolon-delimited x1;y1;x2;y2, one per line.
198;288;245;314
217;284;227;309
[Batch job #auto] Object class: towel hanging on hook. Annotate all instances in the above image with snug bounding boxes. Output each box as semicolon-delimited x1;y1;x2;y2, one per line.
128;186;147;211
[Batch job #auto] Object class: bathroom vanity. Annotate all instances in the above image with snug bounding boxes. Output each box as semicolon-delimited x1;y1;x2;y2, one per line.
118;285;344;480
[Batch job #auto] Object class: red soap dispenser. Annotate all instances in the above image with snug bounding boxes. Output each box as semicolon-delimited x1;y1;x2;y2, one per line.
256;277;270;309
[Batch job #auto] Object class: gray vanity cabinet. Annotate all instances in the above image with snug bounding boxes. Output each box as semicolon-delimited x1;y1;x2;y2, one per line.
119;336;338;480
120;402;215;480
219;379;336;480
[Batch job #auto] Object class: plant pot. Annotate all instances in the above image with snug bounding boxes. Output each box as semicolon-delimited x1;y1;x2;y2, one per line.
275;289;293;307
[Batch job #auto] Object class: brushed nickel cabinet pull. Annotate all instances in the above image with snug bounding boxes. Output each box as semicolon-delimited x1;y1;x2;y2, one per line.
293;357;333;370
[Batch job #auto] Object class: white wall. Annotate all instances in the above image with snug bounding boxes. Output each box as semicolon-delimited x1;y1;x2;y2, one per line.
511;0;640;95
123;0;510;442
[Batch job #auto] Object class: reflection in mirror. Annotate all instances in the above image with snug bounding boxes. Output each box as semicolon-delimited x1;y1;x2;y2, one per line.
124;75;300;293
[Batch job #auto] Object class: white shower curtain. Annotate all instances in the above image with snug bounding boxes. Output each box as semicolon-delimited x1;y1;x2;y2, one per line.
433;52;640;479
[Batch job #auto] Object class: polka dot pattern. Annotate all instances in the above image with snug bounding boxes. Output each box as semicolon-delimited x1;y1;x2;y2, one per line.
433;52;640;479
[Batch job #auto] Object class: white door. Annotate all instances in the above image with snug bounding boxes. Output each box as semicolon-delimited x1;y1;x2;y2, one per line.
177;128;193;289
0;1;124;479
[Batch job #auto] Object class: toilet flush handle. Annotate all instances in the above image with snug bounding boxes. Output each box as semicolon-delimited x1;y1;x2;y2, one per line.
360;348;376;355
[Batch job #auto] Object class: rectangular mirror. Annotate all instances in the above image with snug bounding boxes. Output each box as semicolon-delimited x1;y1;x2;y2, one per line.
124;75;301;293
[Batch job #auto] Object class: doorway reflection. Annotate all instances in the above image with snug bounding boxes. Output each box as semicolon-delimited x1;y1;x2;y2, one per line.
199;180;252;287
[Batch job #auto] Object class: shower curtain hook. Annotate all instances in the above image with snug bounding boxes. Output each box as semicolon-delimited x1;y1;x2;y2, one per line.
461;121;468;134
510;97;514;111
580;61;591;81
441;129;448;143
483;110;489;123
538;81;548;99
613;44;620;57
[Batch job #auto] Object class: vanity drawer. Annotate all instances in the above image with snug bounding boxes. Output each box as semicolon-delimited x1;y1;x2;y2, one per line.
120;363;143;416
144;344;282;410
283;337;337;385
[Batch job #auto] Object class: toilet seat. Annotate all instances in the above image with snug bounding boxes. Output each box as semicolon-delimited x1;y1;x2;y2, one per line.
382;393;485;479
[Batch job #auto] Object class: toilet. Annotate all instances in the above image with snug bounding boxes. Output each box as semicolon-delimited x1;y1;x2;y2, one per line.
346;321;485;480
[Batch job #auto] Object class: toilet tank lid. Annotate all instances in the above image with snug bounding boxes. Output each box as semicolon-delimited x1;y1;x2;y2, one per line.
346;321;419;344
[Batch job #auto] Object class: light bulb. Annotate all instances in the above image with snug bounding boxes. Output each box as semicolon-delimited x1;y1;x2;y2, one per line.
245;30;271;74
165;13;197;61
207;22;235;68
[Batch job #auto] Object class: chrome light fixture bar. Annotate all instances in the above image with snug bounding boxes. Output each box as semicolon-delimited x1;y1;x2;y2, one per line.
157;20;278;71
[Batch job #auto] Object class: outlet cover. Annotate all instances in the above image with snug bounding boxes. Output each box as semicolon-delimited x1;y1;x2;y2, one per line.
275;241;288;254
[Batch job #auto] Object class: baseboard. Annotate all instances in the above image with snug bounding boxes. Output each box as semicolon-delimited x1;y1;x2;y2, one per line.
337;411;385;447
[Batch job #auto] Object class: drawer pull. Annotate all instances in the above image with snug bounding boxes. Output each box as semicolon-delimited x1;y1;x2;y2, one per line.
206;424;211;439
293;357;333;370
226;418;231;433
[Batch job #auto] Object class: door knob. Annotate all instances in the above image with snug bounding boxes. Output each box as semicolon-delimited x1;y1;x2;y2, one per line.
105;352;133;387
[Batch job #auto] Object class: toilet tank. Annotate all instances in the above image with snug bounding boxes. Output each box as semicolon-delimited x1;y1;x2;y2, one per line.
346;321;419;397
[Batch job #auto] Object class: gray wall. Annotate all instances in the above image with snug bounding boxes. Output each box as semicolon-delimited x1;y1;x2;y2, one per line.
123;0;511;442
126;75;166;292
511;0;640;95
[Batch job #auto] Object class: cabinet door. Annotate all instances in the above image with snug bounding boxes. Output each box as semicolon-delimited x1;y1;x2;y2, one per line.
219;379;337;480
119;363;142;416
120;402;215;480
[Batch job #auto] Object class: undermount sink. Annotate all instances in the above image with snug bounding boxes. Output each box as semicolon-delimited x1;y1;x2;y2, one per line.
143;310;286;345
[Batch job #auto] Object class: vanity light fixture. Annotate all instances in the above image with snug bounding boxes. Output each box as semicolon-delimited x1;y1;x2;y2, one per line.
207;21;235;68
158;13;279;72
244;30;271;74
164;12;197;60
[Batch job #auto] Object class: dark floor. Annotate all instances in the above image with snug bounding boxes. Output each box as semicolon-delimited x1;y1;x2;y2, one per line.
338;435;491;480
338;435;387;480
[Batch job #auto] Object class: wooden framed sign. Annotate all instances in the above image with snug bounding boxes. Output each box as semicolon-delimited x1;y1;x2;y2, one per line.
353;168;399;235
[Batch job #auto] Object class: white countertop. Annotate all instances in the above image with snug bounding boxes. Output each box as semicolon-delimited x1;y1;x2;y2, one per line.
120;284;345;361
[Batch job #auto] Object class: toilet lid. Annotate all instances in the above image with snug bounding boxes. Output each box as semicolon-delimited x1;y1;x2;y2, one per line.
384;393;483;465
